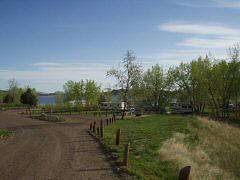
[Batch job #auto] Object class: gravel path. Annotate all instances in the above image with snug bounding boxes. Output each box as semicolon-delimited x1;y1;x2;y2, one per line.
0;110;116;180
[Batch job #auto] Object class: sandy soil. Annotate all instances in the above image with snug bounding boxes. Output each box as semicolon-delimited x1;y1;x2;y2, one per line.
0;110;117;180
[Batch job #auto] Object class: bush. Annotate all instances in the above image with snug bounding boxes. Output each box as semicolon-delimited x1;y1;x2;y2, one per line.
20;88;38;107
3;94;13;103
0;129;11;138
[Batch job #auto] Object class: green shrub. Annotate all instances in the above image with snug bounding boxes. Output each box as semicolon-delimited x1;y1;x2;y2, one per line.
0;129;11;138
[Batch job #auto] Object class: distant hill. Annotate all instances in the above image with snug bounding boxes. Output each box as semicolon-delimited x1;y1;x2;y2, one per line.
37;92;56;96
0;90;7;96
37;91;63;96
0;90;7;93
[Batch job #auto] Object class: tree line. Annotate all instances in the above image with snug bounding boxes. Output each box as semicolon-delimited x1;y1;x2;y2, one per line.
109;44;240;120
0;79;38;107
1;44;240;121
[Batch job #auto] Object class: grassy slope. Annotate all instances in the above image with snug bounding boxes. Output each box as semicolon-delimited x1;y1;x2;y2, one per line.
104;115;240;179
104;115;191;179
0;129;11;138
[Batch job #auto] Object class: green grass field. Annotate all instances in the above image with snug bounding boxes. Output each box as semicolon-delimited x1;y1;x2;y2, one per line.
0;129;11;138
103;115;240;179
104;115;192;179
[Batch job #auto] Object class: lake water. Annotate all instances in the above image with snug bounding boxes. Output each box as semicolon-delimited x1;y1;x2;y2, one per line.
38;96;56;105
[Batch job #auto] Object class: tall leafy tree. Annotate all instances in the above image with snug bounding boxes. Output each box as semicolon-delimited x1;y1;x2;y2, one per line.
107;50;142;119
63;80;84;103
228;44;240;120
85;80;101;106
142;64;166;112
190;57;211;113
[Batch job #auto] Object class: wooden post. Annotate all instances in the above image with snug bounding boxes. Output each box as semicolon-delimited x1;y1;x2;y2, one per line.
29;108;32;117
97;126;100;135
179;166;191;180
50;107;52;121
93;122;96;134
116;129;121;145
100;125;104;138
89;122;92;131
113;114;116;121
123;142;130;167
106;119;109;126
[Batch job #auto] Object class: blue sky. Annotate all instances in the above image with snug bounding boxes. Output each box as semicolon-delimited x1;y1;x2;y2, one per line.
0;0;240;92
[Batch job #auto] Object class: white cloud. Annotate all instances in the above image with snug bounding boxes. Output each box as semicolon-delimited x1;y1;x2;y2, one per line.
159;22;240;36
176;0;240;9
159;22;240;49
212;0;240;8
139;49;227;68
32;62;62;67
178;37;240;48
0;62;114;92
175;1;205;8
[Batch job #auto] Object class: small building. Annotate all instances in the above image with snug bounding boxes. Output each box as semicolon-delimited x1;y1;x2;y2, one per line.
99;89;127;110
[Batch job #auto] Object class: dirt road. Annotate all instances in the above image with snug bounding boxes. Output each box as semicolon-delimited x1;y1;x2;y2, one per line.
0;110;117;180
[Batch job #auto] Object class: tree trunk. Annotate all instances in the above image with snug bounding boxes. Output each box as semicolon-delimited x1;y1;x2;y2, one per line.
235;90;238;120
121;90;127;120
208;87;220;119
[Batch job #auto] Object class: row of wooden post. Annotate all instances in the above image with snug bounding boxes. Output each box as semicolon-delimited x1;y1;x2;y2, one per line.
89;115;116;137
89;114;190;179
89;114;130;167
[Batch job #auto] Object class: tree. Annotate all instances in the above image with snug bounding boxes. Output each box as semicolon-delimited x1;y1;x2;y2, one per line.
4;79;22;104
0;90;6;103
107;50;142;119
190;57;211;113
167;57;211;114
228;44;240;120
205;60;232;118
85;80;101;107
3;94;13;104
63;80;84;103
142;64;166;112
20;88;38;107
63;79;101;108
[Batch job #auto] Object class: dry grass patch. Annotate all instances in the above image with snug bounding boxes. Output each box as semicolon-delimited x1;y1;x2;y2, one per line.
159;117;240;180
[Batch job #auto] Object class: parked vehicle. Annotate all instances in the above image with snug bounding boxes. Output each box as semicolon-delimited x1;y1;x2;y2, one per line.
130;107;135;112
